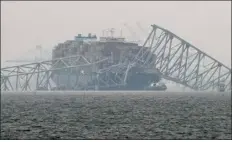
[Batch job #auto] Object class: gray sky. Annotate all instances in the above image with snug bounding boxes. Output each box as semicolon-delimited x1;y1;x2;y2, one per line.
1;1;231;67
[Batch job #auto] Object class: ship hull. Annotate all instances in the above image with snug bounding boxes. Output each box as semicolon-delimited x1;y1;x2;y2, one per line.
50;69;162;91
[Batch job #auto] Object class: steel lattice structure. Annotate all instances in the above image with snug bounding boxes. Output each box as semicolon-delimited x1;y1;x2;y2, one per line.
1;55;105;91
1;24;231;92
132;24;231;91
1;55;131;91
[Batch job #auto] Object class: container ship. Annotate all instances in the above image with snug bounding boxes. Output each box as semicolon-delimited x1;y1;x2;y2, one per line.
50;29;167;91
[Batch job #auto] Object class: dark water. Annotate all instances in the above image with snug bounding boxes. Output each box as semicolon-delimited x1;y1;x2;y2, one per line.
1;92;231;140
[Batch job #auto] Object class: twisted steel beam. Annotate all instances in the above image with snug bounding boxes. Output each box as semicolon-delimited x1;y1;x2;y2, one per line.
135;24;231;91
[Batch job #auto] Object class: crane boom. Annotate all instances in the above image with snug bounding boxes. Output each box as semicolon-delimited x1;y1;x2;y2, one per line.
123;23;140;43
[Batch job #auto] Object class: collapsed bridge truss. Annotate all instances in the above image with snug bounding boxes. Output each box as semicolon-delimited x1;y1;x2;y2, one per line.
1;55;130;91
132;24;231;91
1;24;231;91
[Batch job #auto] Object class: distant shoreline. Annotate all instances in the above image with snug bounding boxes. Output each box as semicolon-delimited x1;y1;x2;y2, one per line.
1;91;231;96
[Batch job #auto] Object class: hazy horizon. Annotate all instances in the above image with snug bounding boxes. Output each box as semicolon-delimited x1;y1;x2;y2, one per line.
1;1;231;68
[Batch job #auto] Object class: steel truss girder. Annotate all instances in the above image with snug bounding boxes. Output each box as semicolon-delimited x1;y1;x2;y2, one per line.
1;55;130;91
1;55;111;91
135;24;231;91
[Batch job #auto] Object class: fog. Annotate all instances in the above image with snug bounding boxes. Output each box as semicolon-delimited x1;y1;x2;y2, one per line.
1;1;231;66
1;1;231;91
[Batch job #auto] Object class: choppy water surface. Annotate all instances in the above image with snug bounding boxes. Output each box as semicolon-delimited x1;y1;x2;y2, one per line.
1;92;231;140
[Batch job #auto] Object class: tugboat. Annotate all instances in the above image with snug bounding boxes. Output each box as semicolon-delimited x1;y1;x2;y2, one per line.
145;82;167;91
